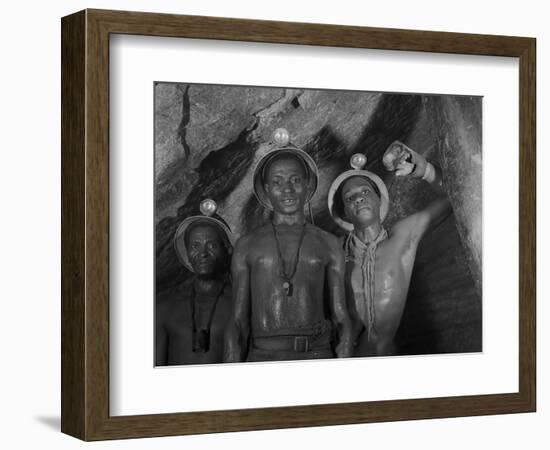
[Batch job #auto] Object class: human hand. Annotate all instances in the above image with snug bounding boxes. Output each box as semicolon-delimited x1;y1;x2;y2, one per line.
382;140;427;178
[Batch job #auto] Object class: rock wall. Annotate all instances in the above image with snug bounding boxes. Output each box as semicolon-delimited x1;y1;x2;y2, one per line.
154;83;482;356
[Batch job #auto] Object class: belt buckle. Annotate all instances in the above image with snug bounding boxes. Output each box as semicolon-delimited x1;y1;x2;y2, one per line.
294;336;309;353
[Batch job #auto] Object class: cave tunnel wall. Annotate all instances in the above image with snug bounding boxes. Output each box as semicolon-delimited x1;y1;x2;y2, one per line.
154;82;482;356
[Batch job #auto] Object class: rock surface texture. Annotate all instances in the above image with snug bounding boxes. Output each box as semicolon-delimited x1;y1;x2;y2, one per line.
154;83;483;356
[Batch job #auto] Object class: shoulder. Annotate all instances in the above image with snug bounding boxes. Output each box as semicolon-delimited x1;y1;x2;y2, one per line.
234;225;270;250
307;225;343;251
307;224;339;244
232;230;258;266
156;280;192;317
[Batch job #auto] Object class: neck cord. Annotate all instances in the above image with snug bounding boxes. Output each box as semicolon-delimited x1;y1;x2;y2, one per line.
191;278;226;340
345;227;388;342
271;221;307;295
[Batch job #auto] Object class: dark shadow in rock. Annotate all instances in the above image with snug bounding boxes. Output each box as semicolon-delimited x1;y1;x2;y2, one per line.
156;126;258;293
176;125;259;219
241;194;271;234
395;214;482;355
303;125;348;166
176;84;191;160
350;93;423;178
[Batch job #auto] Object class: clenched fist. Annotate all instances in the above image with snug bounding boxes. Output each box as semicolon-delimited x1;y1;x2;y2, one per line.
382;141;428;178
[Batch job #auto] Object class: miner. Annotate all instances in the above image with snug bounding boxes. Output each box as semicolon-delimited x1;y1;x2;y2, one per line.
328;142;452;357
224;129;353;362
156;199;234;365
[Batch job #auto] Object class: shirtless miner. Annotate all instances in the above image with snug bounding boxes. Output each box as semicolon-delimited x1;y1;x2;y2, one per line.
156;199;234;365
225;129;353;362
328;142;452;357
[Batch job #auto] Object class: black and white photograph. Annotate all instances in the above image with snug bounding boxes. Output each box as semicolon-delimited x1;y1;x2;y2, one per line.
4;0;544;447
154;83;482;366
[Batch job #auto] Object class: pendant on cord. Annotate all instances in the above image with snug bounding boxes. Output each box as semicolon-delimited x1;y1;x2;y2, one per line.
283;280;293;297
271;221;306;300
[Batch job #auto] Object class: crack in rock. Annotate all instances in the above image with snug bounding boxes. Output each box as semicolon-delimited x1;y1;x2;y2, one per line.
249;89;304;137
176;84;191;159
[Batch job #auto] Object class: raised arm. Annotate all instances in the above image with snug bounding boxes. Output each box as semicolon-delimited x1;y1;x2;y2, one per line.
326;234;354;358
223;236;251;363
383;141;452;243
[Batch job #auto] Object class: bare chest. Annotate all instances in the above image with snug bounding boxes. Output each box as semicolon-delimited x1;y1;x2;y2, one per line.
165;295;230;339
250;233;326;272
346;238;416;307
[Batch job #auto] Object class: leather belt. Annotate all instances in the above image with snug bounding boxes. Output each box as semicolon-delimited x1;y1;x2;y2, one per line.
253;333;331;353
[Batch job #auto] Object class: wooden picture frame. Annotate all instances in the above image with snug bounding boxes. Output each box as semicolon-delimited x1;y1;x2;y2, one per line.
61;9;536;441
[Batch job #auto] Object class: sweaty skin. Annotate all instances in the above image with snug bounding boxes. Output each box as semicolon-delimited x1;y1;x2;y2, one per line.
156;224;232;365
342;149;451;357
225;156;353;362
